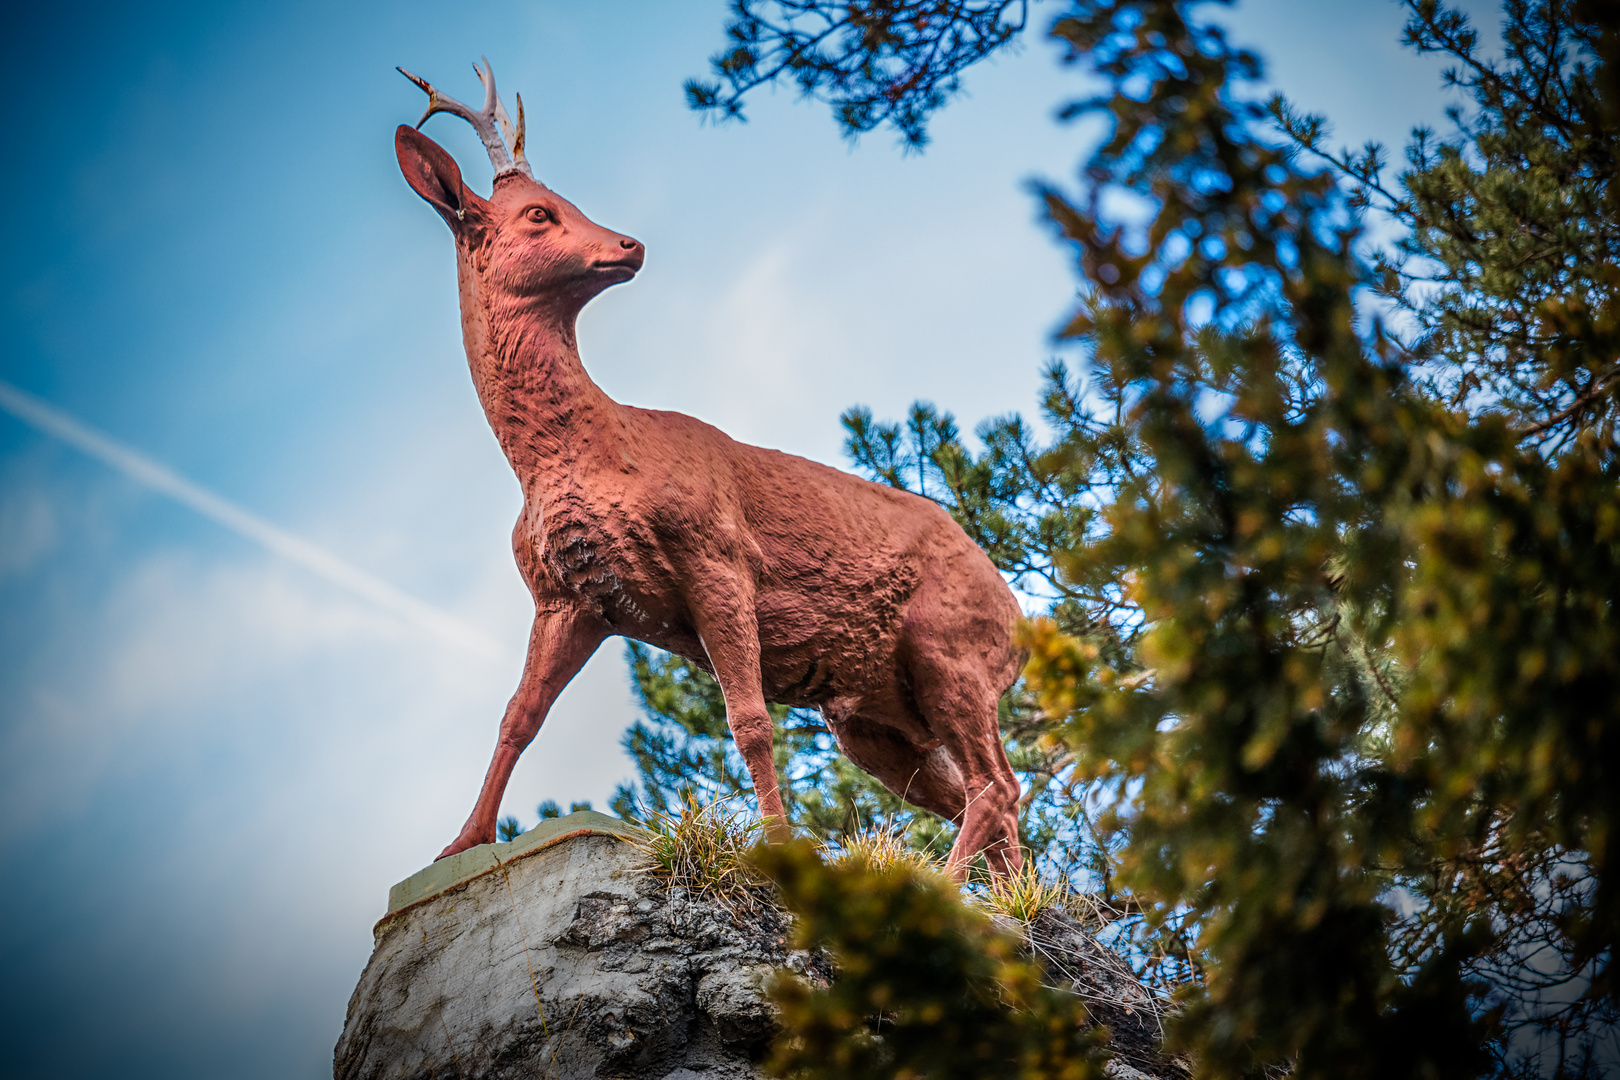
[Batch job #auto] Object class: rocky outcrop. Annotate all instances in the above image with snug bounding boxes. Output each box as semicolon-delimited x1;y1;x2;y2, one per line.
336;812;1179;1080
336;813;814;1080
1024;909;1185;1080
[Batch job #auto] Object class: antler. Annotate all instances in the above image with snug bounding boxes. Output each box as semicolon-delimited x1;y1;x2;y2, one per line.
397;57;532;179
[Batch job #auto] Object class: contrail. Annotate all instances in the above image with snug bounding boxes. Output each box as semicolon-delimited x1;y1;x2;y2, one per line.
0;379;511;662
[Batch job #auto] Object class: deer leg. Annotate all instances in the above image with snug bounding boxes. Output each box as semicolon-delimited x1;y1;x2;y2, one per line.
903;650;1023;880
689;583;789;840
438;606;607;860
831;718;970;825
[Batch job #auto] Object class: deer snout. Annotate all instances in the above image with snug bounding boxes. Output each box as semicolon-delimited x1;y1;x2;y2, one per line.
604;235;644;273
587;234;644;287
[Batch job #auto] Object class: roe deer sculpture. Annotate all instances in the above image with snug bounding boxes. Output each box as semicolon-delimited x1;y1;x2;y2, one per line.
396;60;1026;876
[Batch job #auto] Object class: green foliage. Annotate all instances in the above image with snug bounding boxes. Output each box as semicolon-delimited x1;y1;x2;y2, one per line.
1014;1;1497;1069
687;1;1031;148
756;838;1105;1080
1272;0;1620;1068
1273;0;1620;448
1015;0;1617;1075
690;0;1620;1074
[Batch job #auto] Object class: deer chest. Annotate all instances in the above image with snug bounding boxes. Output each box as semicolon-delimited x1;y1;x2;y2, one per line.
520;490;652;625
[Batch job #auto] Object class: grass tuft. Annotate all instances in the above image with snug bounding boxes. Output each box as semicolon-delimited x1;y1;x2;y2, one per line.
826;821;949;878
632;802;1071;925
975;859;1071;924
630;794;773;916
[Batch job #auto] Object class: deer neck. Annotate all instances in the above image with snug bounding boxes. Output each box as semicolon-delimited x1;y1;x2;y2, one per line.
460;280;621;480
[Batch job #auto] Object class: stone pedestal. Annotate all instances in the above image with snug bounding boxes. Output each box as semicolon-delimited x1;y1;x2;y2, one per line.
335;812;802;1080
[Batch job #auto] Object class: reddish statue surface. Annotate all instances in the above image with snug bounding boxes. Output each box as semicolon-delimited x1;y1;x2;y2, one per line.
396;61;1026;877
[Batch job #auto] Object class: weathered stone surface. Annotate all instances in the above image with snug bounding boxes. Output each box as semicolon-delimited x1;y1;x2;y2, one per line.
338;814;1181;1080
336;827;811;1080
1025;909;1186;1080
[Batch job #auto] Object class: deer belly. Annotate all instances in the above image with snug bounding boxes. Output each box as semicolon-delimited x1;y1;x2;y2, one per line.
755;585;907;707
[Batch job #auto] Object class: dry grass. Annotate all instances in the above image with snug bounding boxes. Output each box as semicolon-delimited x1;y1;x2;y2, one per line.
630;794;773;916
826;821;950;879
975;859;1072;924
633;802;1072;926
1065;888;1134;933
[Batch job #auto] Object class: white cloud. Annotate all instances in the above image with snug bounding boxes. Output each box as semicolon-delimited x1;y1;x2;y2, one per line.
0;516;646;1072
0;378;511;662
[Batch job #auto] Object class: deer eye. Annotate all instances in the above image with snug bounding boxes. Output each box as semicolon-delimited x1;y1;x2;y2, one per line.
526;207;550;224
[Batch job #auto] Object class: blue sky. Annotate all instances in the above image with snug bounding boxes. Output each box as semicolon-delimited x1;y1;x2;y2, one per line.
0;1;1491;1075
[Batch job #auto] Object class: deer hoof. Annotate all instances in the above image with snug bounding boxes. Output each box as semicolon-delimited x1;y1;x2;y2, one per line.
435;825;491;861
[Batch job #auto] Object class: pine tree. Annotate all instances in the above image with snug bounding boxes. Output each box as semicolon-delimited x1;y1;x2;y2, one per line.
680;1;1620;1074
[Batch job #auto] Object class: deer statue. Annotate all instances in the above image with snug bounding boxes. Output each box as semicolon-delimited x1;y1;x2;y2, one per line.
395;60;1027;878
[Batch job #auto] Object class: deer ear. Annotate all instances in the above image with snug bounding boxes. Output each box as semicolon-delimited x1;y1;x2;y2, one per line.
396;125;489;232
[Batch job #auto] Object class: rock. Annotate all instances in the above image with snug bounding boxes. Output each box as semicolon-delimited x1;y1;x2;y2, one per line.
1025;907;1187;1080
335;813;808;1080
336;812;1181;1080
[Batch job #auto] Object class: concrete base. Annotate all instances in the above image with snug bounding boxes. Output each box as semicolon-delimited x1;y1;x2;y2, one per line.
382;810;643;917
335;813;807;1080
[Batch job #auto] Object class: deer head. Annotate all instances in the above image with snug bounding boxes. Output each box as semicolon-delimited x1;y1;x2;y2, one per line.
395;60;644;322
